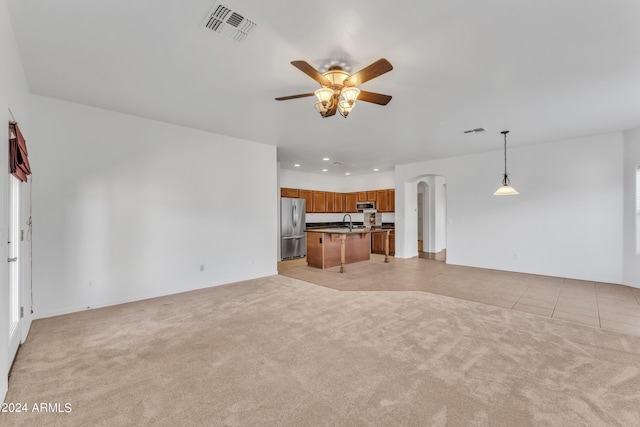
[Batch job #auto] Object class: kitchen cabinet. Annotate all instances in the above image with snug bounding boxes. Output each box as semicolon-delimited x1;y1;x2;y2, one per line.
345;193;358;212
299;190;313;213
312;191;326;213
376;190;389;212
306;229;373;270
372;229;395;255
324;192;335;213
281;187;395;213
283;188;299;198
334;193;345;213
313;191;327;213
324;192;344;213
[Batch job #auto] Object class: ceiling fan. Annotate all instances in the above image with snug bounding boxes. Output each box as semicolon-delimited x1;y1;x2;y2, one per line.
275;58;393;118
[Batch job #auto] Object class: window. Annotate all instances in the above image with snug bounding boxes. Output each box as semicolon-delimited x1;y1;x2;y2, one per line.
637;167;640;254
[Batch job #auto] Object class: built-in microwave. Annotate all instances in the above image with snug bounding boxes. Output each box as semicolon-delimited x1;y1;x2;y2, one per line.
356;201;376;211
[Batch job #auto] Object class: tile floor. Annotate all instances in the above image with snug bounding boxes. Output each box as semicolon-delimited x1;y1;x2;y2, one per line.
278;255;640;336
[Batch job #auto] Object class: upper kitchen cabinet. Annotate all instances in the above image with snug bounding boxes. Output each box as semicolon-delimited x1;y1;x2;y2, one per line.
375;189;395;212
325;192;344;213
325;192;335;213
345;193;358;212
334;193;345;213
312;191;326;213
299;190;313;213
376;190;389;212
282;188;300;198
280;187;395;213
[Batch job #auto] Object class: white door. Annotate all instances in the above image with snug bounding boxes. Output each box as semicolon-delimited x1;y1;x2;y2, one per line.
8;175;21;366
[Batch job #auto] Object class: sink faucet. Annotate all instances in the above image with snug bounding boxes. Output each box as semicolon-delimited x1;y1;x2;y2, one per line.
342;214;352;231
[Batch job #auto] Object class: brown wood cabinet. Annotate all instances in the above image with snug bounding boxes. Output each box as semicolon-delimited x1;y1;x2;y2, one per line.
324;192;335;213
283;188;299;198
299;190;313;213
280;187;395;213
311;191;327;213
371;229;395;255
312;191;326;213
334;193;344;213
345;193;358;212
376;190;389;212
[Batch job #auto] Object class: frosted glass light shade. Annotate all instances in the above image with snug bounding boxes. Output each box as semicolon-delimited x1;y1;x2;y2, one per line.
314;87;333;106
314;101;329;116
493;185;519;195
340;87;360;104
338;100;354;117
323;69;350;86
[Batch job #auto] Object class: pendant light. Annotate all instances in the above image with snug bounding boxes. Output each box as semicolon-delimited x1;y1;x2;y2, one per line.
493;130;519;195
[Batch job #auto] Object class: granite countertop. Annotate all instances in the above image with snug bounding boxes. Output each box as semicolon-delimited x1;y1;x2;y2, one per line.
306;226;393;234
306;227;371;234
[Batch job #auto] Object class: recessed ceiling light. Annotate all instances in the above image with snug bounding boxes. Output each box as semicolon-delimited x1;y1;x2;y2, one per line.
373;168;379;172
322;157;330;161
294;164;300;167
322;169;328;172
345;172;351;176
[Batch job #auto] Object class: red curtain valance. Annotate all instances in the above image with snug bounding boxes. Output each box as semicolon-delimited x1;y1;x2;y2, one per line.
9;122;31;182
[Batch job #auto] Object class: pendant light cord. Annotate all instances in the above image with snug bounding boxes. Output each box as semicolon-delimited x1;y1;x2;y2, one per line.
501;130;510;186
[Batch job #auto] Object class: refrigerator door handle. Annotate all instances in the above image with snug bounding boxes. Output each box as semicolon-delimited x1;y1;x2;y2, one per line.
282;235;304;240
292;204;297;228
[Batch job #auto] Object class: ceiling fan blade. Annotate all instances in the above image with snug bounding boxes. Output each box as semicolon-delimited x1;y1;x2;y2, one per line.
344;58;393;87
357;91;392;106
291;60;332;86
275;93;315;101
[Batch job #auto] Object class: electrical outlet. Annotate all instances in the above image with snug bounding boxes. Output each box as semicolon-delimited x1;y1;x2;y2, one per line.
200;264;205;272
513;253;519;260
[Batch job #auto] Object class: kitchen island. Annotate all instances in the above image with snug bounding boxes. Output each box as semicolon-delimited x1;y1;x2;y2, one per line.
306;227;391;273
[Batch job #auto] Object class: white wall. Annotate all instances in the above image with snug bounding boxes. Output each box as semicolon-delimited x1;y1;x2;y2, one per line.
1;0;32;401
623;127;640;287
279;168;346;192
279;168;395;193
29;95;278;318
396;133;625;284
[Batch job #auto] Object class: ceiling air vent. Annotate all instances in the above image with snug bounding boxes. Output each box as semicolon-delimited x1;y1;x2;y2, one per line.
203;3;257;43
463;128;485;134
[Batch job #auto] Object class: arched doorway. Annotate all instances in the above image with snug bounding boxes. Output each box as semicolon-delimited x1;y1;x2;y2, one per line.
416;176;447;261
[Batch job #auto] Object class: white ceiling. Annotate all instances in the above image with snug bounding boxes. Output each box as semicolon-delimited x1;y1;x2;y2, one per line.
7;0;640;175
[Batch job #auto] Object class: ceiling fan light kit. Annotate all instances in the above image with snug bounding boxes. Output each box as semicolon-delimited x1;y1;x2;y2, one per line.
276;58;393;118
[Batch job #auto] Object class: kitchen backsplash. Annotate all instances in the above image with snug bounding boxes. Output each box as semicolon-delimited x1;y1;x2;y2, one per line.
306;212;395;224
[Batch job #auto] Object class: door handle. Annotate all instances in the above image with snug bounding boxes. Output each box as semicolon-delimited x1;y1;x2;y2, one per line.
7;257;17;263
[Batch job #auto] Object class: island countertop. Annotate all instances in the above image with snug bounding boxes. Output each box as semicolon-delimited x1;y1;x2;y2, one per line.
305;227;392;234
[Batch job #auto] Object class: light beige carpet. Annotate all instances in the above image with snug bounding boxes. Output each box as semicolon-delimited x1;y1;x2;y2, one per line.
3;275;640;426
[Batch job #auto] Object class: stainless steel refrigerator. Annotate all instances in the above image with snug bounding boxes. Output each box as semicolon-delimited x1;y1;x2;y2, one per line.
281;197;306;260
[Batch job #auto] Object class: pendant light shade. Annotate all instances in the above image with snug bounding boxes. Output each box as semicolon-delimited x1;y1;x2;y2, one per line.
493;130;519;196
493;184;519;195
